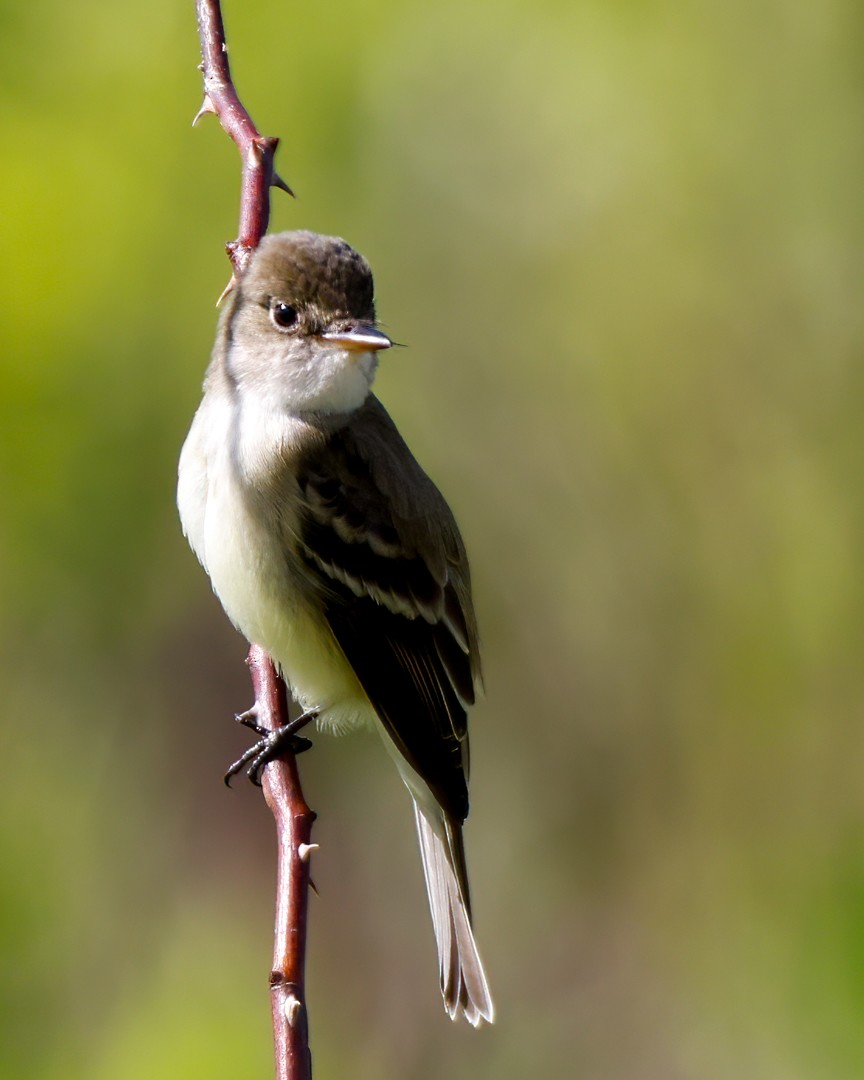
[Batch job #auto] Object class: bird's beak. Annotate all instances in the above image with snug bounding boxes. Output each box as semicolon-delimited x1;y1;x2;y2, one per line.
321;325;393;352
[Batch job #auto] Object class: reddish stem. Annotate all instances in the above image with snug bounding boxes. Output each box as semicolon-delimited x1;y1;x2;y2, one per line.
196;0;292;276
194;4;313;1078
247;647;316;1080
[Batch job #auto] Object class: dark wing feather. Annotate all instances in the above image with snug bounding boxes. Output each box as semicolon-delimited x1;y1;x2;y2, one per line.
294;400;479;823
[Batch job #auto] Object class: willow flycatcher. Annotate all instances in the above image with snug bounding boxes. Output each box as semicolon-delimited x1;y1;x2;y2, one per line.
178;231;493;1025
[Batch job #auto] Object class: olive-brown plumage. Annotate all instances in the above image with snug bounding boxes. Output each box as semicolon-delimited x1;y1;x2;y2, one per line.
178;231;493;1025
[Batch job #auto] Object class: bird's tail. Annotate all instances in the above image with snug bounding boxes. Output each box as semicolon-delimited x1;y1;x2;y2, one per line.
413;803;495;1027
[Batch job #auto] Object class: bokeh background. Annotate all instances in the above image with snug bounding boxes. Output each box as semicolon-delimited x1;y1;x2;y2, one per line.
2;0;863;1077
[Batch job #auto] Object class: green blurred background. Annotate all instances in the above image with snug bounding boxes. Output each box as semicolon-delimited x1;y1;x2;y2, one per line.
2;0;863;1076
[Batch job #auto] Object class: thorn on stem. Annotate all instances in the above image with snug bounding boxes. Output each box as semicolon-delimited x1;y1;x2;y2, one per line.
216;276;237;306
192;96;216;126
235;706;263;733
283;994;303;1027
272;171;296;198
298;843;319;862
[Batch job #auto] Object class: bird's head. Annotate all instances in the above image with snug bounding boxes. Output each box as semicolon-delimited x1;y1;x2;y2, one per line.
223;231;392;415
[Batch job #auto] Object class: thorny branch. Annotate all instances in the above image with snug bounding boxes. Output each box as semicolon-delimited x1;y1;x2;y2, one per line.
194;4;315;1078
195;0;293;278
247;646;316;1080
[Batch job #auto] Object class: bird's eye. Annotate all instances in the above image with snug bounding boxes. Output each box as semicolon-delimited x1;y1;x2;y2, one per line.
270;302;299;329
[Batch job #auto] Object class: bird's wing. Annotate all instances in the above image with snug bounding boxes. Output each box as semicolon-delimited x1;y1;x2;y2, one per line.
294;399;480;824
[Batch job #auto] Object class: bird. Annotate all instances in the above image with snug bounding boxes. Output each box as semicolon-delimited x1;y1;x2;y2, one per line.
177;230;494;1026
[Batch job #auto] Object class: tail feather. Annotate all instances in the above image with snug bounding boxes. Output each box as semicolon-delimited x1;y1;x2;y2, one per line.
413;804;495;1026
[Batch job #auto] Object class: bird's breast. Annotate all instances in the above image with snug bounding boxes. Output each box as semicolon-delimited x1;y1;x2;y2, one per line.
193;399;371;726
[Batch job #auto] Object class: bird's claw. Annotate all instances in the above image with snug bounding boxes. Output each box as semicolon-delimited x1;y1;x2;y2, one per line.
234;707;267;737
224;708;317;787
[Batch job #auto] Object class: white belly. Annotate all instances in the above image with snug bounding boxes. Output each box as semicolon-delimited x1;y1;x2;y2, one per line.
179;400;374;733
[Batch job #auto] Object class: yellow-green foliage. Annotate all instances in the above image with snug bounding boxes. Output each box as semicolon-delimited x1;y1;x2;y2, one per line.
2;1;863;1077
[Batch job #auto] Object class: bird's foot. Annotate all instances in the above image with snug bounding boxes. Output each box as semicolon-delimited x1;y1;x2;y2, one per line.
224;706;317;788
